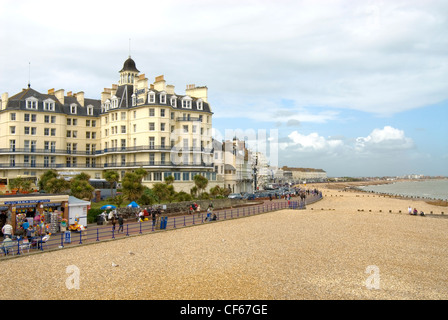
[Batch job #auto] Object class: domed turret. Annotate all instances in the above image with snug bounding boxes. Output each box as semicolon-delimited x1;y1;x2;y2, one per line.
119;56;139;85
120;57;140;73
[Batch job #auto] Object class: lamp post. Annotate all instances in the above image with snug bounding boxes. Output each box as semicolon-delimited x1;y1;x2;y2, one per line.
253;154;258;192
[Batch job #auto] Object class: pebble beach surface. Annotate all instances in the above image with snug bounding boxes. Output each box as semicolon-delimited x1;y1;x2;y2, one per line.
1;186;447;300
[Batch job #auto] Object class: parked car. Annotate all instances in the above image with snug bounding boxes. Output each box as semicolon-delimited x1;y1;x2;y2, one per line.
243;193;255;200
228;193;243;199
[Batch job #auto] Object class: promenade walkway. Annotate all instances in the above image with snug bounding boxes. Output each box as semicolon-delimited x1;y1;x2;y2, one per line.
1;194;322;259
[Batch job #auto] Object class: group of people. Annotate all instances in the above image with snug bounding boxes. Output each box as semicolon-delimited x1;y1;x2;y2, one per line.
1;220;51;255
408;206;425;216
137;206;162;226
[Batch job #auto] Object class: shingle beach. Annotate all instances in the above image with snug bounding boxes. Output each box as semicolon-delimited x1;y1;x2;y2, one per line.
1;185;447;300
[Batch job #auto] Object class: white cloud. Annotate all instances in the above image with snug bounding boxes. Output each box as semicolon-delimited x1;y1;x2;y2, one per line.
286;131;344;152
1;0;447;117
285;126;414;155
355;126;414;152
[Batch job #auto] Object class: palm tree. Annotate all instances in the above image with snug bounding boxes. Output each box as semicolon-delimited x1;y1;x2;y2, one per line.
193;174;208;197
103;170;120;198
121;172;145;201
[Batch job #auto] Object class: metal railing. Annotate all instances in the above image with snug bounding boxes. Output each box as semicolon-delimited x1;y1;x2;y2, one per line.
1;195;322;258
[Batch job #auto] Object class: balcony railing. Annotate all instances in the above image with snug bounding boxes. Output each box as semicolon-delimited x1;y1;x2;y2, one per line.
0;161;214;169
176;117;201;122
0;146;214;156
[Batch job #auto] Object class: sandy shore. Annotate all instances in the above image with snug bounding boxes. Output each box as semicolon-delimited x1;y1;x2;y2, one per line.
1;185;447;300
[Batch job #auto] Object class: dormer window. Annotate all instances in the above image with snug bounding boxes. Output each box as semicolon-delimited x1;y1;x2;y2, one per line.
87;105;94;116
132;93;137;106
160;92;166;104
104;99;111;112
182;96;192;109
43;99;55;111
111;96;118;109
148;91;155;104
25;97;38;110
197;99;203;110
170;96;177;108
70;104;77;114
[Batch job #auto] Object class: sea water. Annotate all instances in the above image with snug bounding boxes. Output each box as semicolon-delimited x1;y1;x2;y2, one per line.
359;179;448;201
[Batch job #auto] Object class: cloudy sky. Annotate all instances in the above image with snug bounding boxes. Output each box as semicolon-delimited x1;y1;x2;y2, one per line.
1;0;447;177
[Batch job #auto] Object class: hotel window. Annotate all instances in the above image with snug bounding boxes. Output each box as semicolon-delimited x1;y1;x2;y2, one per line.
170;96;177;107
160;93;166;104
73;119;77;126
161;153;166;164
10;155;15;167
10;113;16;121
92;120;96;127
148;92;155;103
183;125;188;133
133;110;137;119
182;98;192;109
51;128;56;136
73;131;77;138
44;115;50;123
43;100;55;111
31;114;36;122
67;119;71;125
86;132;91;139
9;140;16;152
161;137;166;148
149;153;155;165
24;114;30;121
197;99;203;110
9;126;15;134
121;125;126;133
149;137;155;149
111;97;118;109
51;116;56;123
133;124;137;133
86;120;91;127
87;105;94;115
44;128;50;136
174;172;181;181
31;127;36;135
25;127;30;135
26;99;38;109
154;172;162;181
121;112;126;120
149;122;155;131
160;123;165;131
67;130;71;138
149;108;155;117
70;104;77;114
160;109;165;117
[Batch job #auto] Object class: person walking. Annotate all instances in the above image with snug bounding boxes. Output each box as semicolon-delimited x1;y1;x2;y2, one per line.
117;214;124;233
2;222;13;239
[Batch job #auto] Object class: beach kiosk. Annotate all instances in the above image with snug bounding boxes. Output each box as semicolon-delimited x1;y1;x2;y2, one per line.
0;193;69;235
67;196;90;229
